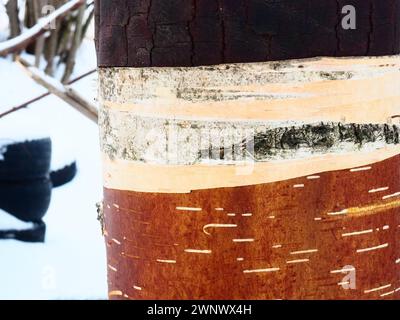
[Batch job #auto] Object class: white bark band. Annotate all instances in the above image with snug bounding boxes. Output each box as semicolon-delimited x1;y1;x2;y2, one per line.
99;55;400;123
99;56;400;192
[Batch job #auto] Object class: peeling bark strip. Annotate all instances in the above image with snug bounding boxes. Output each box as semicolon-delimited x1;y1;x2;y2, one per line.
100;111;400;164
102;146;400;193
104;154;400;300
98;55;400;124
95;0;400;67
96;2;400;300
98;56;400;166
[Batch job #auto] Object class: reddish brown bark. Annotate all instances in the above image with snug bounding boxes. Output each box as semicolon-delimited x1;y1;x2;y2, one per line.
97;1;400;300
104;154;400;300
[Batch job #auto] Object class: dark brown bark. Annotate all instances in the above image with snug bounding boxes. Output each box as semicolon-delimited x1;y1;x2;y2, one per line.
96;0;400;67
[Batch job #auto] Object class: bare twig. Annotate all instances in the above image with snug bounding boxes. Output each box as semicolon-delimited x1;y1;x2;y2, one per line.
16;57;98;123
67;69;96;83
0;69;97;120
0;93;50;119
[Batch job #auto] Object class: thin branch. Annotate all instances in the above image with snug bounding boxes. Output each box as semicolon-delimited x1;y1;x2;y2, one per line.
0;93;50;119
0;69;97;120
14;57;98;123
67;68;96;83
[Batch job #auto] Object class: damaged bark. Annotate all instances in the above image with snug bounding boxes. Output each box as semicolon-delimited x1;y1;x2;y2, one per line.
96;1;400;300
95;0;400;67
99;112;400;164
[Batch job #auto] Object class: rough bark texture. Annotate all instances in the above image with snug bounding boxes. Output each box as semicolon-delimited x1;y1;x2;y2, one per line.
104;154;400;300
99;56;400;298
99;112;400;164
95;0;400;67
96;2;400;300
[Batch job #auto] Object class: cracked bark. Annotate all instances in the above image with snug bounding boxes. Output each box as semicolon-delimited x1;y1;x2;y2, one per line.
96;0;400;67
97;1;400;301
99;115;400;164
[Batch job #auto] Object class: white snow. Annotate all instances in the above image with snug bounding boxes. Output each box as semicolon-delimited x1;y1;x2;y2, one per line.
51;40;97;172
0;109;50;147
0;37;107;299
25;63;69;93
0;57;50;159
0;208;35;230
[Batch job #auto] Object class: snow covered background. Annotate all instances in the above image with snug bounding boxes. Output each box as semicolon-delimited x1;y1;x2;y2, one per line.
0;7;107;299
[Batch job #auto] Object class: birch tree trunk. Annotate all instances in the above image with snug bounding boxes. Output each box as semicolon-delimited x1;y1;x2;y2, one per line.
96;0;400;300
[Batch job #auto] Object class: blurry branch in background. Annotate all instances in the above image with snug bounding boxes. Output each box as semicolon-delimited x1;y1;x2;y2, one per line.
1;0;93;83
0;68;96;120
16;56;98;123
27;0;44;66
61;2;85;82
5;0;21;38
0;0;97;123
42;0;61;75
0;0;85;56
5;0;21;59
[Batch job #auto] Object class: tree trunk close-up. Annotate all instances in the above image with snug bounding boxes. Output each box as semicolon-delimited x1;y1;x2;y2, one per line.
96;0;400;300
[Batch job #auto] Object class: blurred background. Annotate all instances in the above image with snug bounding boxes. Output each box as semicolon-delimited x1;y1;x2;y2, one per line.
0;0;107;299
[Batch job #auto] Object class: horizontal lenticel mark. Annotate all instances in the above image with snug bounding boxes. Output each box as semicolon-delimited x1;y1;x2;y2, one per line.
356;243;389;253
184;249;212;254
176;206;202;211
243;268;280;274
